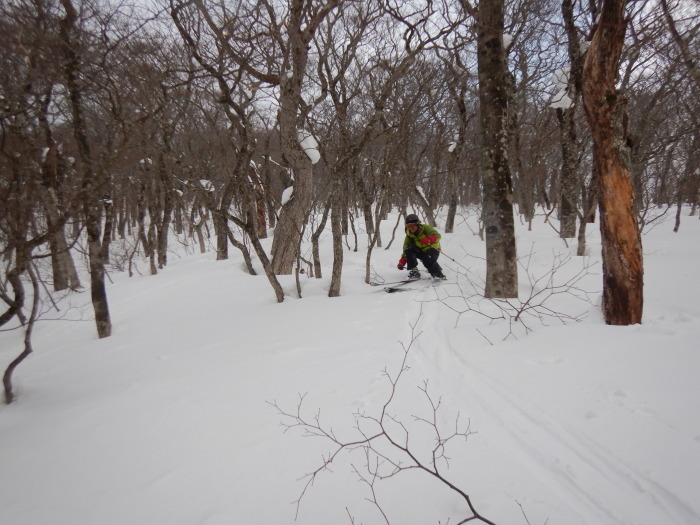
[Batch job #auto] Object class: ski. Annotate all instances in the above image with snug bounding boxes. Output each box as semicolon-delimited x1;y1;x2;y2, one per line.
369;277;424;287
383;280;420;293
383;277;447;293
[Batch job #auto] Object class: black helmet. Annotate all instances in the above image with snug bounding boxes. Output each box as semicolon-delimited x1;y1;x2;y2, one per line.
405;214;420;226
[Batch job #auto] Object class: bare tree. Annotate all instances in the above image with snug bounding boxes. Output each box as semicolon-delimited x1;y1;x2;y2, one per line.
58;0;112;337
168;0;342;275
272;0;343;274
581;0;643;325
0;0;82;292
439;46;475;233
660;0;700;93
309;0;463;294
553;0;586;239
270;313;497;524
3;263;40;404
474;0;519;298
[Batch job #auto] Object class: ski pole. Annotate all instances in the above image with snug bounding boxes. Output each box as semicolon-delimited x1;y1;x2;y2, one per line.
439;249;470;272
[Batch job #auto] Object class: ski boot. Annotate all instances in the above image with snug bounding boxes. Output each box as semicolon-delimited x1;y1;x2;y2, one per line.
407;268;421;280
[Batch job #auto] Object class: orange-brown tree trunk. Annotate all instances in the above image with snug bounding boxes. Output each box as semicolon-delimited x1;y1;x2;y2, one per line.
581;0;643;325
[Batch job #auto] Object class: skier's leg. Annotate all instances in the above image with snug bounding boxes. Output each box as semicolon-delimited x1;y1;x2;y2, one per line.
418;249;445;278
405;245;420;269
405;245;421;278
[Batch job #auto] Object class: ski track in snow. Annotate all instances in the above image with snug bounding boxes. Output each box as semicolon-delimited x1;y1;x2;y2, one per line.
396;285;699;525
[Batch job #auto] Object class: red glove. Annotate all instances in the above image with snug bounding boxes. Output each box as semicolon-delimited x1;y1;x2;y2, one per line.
421;235;437;245
397;257;407;270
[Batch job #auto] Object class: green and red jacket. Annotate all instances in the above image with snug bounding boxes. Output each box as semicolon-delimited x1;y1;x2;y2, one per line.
402;223;441;256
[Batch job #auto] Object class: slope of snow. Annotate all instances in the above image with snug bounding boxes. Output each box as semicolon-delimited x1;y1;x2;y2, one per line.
1;208;699;525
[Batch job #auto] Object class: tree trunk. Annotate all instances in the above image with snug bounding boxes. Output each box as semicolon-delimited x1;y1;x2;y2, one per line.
157;163;174;269
660;0;700;93
673;131;700;232
255;185;268;239
270;161;313;274
60;0;111;338
311;201;331;278
581;0;643;325
270;81;315;275
477;0;518;298
412;186;437;227
556;107;579;238
225;227;256;275
213;212;229;261
86;204;112;338
3;263;39;404
445;190;458;234
0;257;26;329
355;171;374;237
41;186;81;291
560;0;588;245
249;234;285;303
39;138;81;292
101;195;114;264
270;1;331;275
328;195;344;298
576;179;598;257
328;174;347;297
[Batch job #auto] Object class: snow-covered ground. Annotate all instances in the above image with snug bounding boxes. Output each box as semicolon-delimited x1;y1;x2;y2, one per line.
1;208;698;525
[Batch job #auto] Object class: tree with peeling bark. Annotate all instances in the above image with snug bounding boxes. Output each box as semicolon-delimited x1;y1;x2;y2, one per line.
581;0;643;325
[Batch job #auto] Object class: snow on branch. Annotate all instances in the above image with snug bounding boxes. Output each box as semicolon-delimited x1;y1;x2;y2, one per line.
503;33;514;50
198;179;215;192
281;186;294;205
550;66;574;110
297;129;320;165
550;90;574;110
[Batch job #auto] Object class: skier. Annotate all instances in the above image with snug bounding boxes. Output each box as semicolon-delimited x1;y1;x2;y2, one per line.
396;214;446;280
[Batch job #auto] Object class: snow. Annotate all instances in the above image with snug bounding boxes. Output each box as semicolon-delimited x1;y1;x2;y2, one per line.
550;90;574;109
503;33;514;50
553;66;571;89
281;185;294;205
198;179;215;192
550;66;574;109
1;208;699;525
297;129;321;165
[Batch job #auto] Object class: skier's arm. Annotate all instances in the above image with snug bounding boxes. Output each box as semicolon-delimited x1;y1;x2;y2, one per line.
401;233;410;257
424;224;441;241
419;225;440;246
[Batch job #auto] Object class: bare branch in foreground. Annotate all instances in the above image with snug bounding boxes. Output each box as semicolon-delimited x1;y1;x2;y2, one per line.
429;247;597;341
269;310;497;524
